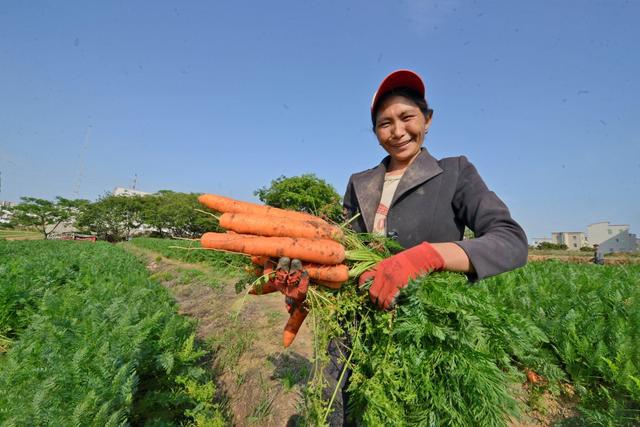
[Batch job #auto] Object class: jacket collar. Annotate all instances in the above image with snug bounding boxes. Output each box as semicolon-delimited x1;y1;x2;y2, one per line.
351;148;443;232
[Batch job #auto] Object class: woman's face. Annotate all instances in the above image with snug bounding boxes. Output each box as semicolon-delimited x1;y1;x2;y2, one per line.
374;95;431;168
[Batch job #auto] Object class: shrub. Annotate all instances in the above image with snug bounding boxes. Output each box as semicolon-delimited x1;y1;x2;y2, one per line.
536;242;568;250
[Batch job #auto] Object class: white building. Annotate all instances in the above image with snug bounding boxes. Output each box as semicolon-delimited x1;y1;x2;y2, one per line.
535;221;638;253
112;187;150;197
0;201;16;224
551;231;588;250
597;229;638;254
587;222;631;246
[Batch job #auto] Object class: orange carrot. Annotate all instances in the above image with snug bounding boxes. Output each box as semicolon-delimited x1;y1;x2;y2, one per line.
220;212;343;241
198;194;327;224
201;232;345;264
283;305;309;348
525;369;543;385
303;264;349;283
249;257;348;283
314;279;345;290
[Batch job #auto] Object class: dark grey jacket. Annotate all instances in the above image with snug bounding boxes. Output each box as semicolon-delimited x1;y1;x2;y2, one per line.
343;148;528;280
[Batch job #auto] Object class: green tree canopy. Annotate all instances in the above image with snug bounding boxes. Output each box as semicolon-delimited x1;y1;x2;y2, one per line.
535;242;568;250
10;197;89;239
254;174;343;222
76;194;145;242
142;190;219;238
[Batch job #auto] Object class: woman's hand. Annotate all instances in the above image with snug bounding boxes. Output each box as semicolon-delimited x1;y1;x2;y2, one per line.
247;257;310;348
274;257;309;312
359;242;445;310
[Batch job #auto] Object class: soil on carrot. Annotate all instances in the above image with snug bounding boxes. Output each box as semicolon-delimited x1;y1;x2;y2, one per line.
121;242;313;426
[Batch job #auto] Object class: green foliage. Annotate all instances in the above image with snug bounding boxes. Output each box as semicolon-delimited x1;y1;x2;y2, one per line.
142;190;220;238
76;193;145;242
536;242;569;250
0;240;226;425
130;237;250;274
10;196;89;239
305;236;640;426
46;190;220;242
463;226;476;240
254;174;343;222
305;273;559;426
486;262;640;425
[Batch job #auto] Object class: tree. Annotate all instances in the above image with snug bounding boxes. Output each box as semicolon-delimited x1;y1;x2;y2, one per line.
10;197;89;239
535;242;568;250
254;174;343;222
76;194;145;242
142;191;219;238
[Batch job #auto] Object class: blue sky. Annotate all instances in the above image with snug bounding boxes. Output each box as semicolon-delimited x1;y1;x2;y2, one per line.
1;0;638;241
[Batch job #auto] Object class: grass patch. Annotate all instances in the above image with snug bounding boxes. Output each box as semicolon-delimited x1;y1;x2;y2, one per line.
247;374;275;424
150;271;177;282
176;268;206;285
0;229;41;240
267;310;285;327
131;237;249;273
209;316;256;373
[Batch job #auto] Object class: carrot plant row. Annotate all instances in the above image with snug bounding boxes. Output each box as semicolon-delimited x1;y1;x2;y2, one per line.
304;258;640;426
0;240;226;425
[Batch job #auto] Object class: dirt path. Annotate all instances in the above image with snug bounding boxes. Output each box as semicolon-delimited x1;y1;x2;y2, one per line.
122;242;314;426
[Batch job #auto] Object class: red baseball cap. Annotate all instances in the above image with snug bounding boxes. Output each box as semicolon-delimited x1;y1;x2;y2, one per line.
371;69;427;115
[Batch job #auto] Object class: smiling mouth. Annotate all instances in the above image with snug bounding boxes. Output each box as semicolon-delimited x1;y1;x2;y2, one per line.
389;139;412;148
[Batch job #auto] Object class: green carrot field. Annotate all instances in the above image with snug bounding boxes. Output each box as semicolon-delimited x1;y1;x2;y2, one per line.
0;240;226;426
1;238;638;426
296;260;640;426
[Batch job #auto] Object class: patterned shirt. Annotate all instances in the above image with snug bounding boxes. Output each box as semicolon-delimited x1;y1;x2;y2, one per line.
372;172;404;235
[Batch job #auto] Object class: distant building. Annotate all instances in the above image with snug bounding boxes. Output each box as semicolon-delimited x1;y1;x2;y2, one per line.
112;187;150;197
597;229;638;254
535;221;638;253
587;222;631;246
551;231;588;250
0;200;16;224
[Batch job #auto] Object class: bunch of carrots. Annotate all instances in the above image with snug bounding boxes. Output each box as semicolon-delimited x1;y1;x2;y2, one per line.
198;194;351;348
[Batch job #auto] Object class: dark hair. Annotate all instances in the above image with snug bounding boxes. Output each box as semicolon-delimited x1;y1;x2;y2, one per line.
371;87;433;131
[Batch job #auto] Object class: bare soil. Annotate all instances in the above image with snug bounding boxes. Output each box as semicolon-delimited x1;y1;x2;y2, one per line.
509;383;579;426
122;242;313;426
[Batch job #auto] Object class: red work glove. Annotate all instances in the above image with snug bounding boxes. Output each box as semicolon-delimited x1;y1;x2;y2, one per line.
274;257;309;313
359;242;445;310
248;257;309;305
274;257;310;348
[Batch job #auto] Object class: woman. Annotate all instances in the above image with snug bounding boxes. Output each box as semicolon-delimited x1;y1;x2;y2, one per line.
325;70;528;425
344;69;528;309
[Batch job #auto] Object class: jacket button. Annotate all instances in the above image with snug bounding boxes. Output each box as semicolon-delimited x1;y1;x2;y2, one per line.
387;230;399;240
